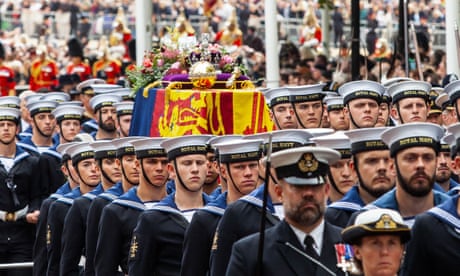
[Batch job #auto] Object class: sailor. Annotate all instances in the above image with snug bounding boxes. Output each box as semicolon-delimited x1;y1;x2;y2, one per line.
89;93;122;140
432;134;459;193
426;87;444;125
226;146;345;276
95;137;169;275
181;138;262;276
387;80;431;124
445;79;460;122
263;87;298;130
323;95;349;131
287;83;326;129
114;101;133;138
128;135;212;275
75;78;106;133
436;89;457;128
325;127;395;228
375;88;392;127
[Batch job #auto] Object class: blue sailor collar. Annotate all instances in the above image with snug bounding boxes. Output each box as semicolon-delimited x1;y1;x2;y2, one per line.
98;182;124;201
202;191;228;216
209;186;223;200
41;146;62;160
151;192;212;215
328;185;365;211
166;179;176;194
427;195;460;230
54;182;72;196
448;185;460;197
57;187;82;205
239;184;275;214
82;119;98;131
83;183;104;200
11;145;32;164
113;187;145;211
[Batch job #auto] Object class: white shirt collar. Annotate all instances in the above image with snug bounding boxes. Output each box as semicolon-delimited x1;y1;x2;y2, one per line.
289;219;325;256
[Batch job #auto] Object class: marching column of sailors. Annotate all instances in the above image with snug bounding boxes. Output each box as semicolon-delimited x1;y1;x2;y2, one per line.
1;76;460;275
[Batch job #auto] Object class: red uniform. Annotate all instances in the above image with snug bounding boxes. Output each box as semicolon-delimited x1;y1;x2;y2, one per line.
66;62;92;82
92;59;121;84
0;64;15;96
29;58;59;91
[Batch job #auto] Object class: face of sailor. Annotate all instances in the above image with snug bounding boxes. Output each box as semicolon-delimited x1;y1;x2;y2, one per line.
270;103;298;129
293;100;323;129
436;151;452;185
0;120;18;144
137;156;169;187
329;158;357;195
327;108;349;130
221;160;259;196
33;112;56;137
392;98;428;124
100;157;122;184
58;119;81;142
392;147;436;197
170;154;208;192
276;180;329;231
97;106;117;132
117;114;132;137
204;152;219;186
353;235;405;276
77;158;101;186
375;103;389;127
344;99;379;129
117;154;140;185
352;150;394;198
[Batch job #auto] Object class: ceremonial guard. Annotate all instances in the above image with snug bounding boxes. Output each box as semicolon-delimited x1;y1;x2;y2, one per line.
66;38;92;82
33;143;80;276
287;84;326;129
95;137;169;275
29;45;59;92
210;129;319;276
0;107;41;276
128;135;212;275
92;48;121;84
365;123;450;227
311;132;357;203
338;80;385;129
214;12;242;47
263;87;298;130
325;127;394;228
46;142;96;276
226;146;345;276
181;139;262;276
88;93;121;140
387;80;431;124
0;42;15;96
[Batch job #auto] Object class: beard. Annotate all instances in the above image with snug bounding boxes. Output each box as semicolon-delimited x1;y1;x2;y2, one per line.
396;163;435;197
285;196;325;227
99;119;116;132
435;166;452;184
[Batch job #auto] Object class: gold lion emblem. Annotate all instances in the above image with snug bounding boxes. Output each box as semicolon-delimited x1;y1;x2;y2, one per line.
298;153;318;173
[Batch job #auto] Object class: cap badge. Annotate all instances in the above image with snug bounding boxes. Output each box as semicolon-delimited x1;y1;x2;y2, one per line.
375;214;396;229
298;153;318;173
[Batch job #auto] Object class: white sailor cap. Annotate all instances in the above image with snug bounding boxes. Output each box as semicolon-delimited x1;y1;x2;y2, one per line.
344;127;389;154
27;100;58;117
387;80;431;104
91;84;123;95
287;83;326;103
56;141;80;161
52;105;84;123
214;139;263;163
25;93;44;105
114;101;134;116
73;133;95;143
161;135;213;160
90;140;117;160
311;131;351;158
342;208;411;245
89;94;122;111
323;96;344;111
0;107;20;123
263;87;291;108
338;80;384;105
442;132;457;158
381;77;413;88
267;146;340;185
106;88;134;101
208;135;244;154
0;96;20;109
435;92;452;111
76;78;106;94
439;134;451;153
40;92;71;103
446;123;460;155
66;142;95;166
131;137;167;159
445;80;460;104
428;87;444;114
381;122;444;157
112;136;145;158
58;101;83;107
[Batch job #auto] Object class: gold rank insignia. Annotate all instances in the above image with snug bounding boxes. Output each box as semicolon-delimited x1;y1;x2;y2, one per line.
211;231;219;251
375;214;397;229
130;235;139;259
46;225;51;245
298;153;318;173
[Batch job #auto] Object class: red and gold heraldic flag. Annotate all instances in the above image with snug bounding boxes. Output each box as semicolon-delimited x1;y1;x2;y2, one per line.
130;86;274;137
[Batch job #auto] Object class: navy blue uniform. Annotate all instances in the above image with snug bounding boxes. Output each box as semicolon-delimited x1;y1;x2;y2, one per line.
95;187;151;275
60;185;104;276
37;147;66;199
46;188;82;276
325;186;364;228
128;193;211;276
33;182;72;276
84;182;124;276
181;192;227;276
209;184;281;276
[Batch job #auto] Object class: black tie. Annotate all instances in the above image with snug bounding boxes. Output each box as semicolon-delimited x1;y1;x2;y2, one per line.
304;235;320;260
